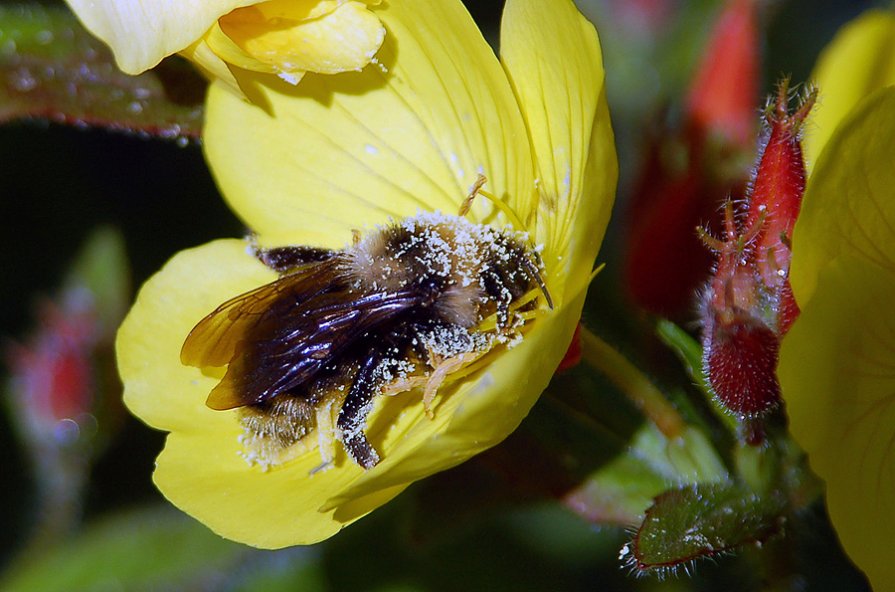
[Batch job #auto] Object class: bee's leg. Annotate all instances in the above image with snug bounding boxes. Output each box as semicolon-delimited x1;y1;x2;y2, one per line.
249;239;336;273
338;355;387;469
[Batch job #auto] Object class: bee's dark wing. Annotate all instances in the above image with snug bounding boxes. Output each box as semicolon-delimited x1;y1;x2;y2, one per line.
204;289;423;411
180;260;338;369
206;290;421;410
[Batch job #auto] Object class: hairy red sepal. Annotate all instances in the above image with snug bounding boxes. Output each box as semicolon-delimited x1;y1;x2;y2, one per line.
698;82;814;418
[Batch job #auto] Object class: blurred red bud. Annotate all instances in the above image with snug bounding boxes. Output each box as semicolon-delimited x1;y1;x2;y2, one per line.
686;0;760;146
7;295;100;446
5;228;128;450
624;0;760;318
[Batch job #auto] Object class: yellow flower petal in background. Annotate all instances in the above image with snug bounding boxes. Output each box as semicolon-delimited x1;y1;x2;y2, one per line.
64;0;255;73
806;10;895;172
780;88;895;591
214;0;384;83
120;0;616;547
787;87;895;304
64;0;384;90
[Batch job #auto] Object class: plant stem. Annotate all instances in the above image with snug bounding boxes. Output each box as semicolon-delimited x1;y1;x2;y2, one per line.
578;326;686;439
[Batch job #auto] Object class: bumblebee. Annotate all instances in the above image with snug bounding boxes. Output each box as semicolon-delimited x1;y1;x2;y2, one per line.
181;210;549;470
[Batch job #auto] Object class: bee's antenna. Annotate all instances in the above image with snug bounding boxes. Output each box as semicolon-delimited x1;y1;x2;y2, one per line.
522;254;554;310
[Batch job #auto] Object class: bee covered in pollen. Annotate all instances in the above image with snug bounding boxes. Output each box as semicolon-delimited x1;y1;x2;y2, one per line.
180;181;552;470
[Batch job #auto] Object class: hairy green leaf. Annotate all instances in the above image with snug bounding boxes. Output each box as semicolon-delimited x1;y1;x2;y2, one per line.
624;482;786;575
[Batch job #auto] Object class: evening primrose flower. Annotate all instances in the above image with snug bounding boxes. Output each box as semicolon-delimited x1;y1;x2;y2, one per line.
803;9;895;172
779;12;895;590
118;0;616;549
64;0;385;90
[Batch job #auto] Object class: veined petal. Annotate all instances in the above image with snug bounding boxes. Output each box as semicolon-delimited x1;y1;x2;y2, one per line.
203;0;533;250
500;0;617;302
781;88;895;590
779;258;895;591
64;0;258;74
119;240;402;547
119;240;275;433
806;10;895;172
216;0;385;79
789;88;895;303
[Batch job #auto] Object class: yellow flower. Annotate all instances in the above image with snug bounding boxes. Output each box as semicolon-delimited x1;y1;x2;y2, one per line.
803;10;895;173
118;0;616;548
64;0;385;90
779;11;895;590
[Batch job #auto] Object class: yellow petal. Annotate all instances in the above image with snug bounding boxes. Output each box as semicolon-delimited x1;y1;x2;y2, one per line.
781;87;895;590
203;0;533;250
790;88;895;303
499;0;617;301
214;0;385;80
807;10;895;172
779;259;895;591
64;0;258;74
119;240;274;433
119;240;403;546
180;39;244;95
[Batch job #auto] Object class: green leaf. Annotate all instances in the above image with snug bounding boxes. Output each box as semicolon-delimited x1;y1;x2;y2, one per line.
0;506;248;591
565;424;728;526
624;482;786;575
64;226;130;334
656;319;739;435
0;4;205;139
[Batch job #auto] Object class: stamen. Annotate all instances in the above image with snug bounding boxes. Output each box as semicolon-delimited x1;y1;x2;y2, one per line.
475;287;543;332
459;174;530;235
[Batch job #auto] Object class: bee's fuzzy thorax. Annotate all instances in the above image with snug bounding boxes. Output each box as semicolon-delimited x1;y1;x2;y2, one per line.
340;212;535;324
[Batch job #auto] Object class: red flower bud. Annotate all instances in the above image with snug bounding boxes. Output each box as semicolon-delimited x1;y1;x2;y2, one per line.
7;297;98;444
698;82;814;419
703;311;781;416
746;81;815;334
